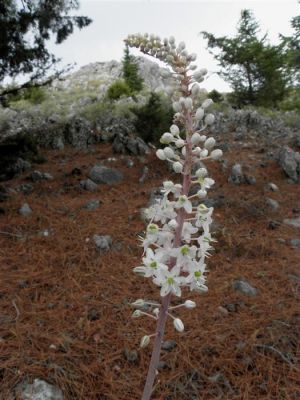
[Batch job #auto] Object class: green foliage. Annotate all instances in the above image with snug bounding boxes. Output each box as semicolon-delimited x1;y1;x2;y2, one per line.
278;87;300;112
9;86;46;105
131;92;173;144
107;79;131;100
0;1;91;82
201;9;288;108
207;89;224;103
122;45;143;93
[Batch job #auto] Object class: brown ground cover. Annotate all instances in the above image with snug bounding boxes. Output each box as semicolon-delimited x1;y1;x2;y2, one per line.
0;141;299;399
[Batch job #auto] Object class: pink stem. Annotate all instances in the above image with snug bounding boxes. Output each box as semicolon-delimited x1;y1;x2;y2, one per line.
141;87;193;400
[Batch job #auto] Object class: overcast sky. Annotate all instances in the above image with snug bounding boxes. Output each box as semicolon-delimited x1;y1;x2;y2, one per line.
48;0;300;91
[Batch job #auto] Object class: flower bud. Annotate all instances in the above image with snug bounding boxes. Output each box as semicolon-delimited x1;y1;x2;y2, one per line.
160;68;171;78
195;168;208;178
169;36;175;44
192;147;201;156
140;335;150;348
191;132;201;145
191;84;200;96
204;137;216;150
132;310;142;318
197;189;207;198
164;147;175;159
190;53;197;61
152;307;160;317
195;107;204;121
202;99;213;109
168;219;178;229
205;114;215;125
173;318;184;332
133;267;146;276
189;64;197;71
160;132;174;144
184;300;196;309
172;101;181;112
156;149;167;160
200;149;208;158
147;223;159;234
184;98;193;110
175;139;185;148
173;162;183;173
178;41;186;50
170;124;180;136
131;299;145;308
199;68;208;76
210;149;223;160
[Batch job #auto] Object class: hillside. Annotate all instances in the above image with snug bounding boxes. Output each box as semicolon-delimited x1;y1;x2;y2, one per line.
0;128;299;399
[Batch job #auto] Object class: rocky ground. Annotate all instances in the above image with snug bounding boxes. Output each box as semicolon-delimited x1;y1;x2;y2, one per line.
0;131;299;399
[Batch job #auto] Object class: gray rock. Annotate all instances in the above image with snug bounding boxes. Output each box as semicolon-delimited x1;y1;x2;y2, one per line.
290;239;300;248
283;217;300;228
17;183;34;195
93;234;112;250
266;182;279;192
64;117;93;148
52;137;64;150
266;198;279;211
244;174;256;185
19;203;32;216
15;378;63;400
124;348;139;364
89;165;123;184
30;171;53;182
233;279;258;297
162;340;177;351
80;179;98;192
139;166;149;184
83;199;101;210
278;146;300;183
112;134;149;156
228;163;244;185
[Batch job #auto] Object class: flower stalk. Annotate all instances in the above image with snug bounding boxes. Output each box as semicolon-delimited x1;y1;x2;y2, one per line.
125;33;222;400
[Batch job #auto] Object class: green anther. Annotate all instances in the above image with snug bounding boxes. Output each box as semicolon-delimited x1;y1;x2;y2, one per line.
150;261;157;269
181;246;189;256
194;271;202;278
167;277;174;285
147;223;158;233
179;196;186;204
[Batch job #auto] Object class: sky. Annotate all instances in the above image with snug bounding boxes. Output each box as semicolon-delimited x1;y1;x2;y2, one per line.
48;0;299;91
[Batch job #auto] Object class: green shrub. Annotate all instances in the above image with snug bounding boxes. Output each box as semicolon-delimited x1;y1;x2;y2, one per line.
107;80;131;100
208;89;224;103
131;92;173;144
122;45;143;93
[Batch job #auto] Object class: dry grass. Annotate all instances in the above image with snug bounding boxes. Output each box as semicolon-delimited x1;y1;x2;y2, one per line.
0;142;299;399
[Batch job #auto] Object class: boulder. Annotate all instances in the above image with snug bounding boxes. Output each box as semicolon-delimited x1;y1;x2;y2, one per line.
278;146;300;183
89;165;123;184
15;378;64;400
93;234;112;250
64;118;94;148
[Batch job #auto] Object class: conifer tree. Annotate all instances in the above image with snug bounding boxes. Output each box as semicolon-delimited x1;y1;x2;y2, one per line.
122;45;143;93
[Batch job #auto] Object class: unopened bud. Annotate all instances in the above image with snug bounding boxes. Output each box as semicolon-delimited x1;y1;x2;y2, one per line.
204;137;216;150
132;310;142;318
164;147;175;159
156;149;167;160
210;149;223;160
195;168;208;178
173;318;184;332
173;162;183;173
205;114;215;125
202;99;213;109
170;124;180;136
191;132;201;145
184;300;196;309
140;335;150;348
195;108;204;121
175;139;185;148
131;299;145;308
160;132;174;144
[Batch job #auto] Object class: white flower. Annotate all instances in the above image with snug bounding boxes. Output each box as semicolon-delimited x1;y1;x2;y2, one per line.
137;247;169;278
210;149;223;160
184;300;196;309
171;244;198;270
173;162;183;173
175;195;193;213
153;267;183;297
161;181;182;197
202;98;213;109
181;222;199;242
160;132;174;144
156;149;166;160
140;335;150;348
170;124;180;136
173;318;184;332
205;114;215;126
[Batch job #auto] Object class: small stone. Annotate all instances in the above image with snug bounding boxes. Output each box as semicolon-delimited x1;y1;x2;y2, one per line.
162;340;177;351
124;348;139;363
228;163;244;185
15;378;64;400
283;217;300;228
19;203;32;216
93;235;112;251
17;183;34;195
82;199;101;210
80;179;98;192
89;165;123;185
266;198;279;211
217;306;229;316
157;361;170;370
244;175;256;185
233;279;258;297
126;159;134;168
30;171;53;182
268;220;281;230
290;239;300;248
266;182;279;192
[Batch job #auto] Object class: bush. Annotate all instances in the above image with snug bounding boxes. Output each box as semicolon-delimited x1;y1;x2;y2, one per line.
131;92;173;144
208;89;224;103
107;80;131;100
7;86;47;105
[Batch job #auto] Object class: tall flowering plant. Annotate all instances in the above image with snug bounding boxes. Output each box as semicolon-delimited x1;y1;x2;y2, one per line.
125;33;222;400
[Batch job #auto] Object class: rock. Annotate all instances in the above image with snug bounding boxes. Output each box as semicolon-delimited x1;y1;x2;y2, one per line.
162;340;177;351
82;199;101;210
278;146;300;183
157;361;170;370
89;165;123;184
228;163;244;185
52;137;64;150
93;234;112;250
17;183;34;195
290;239;300;248
266;198;279;211
244;174;256;185
19;203;32;216
232;279;258;297
64;117;93;148
266;182;279;192
268;220;281;230
80;179;98;192
30;170;53;182
124;348;139;363
139;166;149;184
112;134;149;156
283;217;300;228
15;378;64;400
